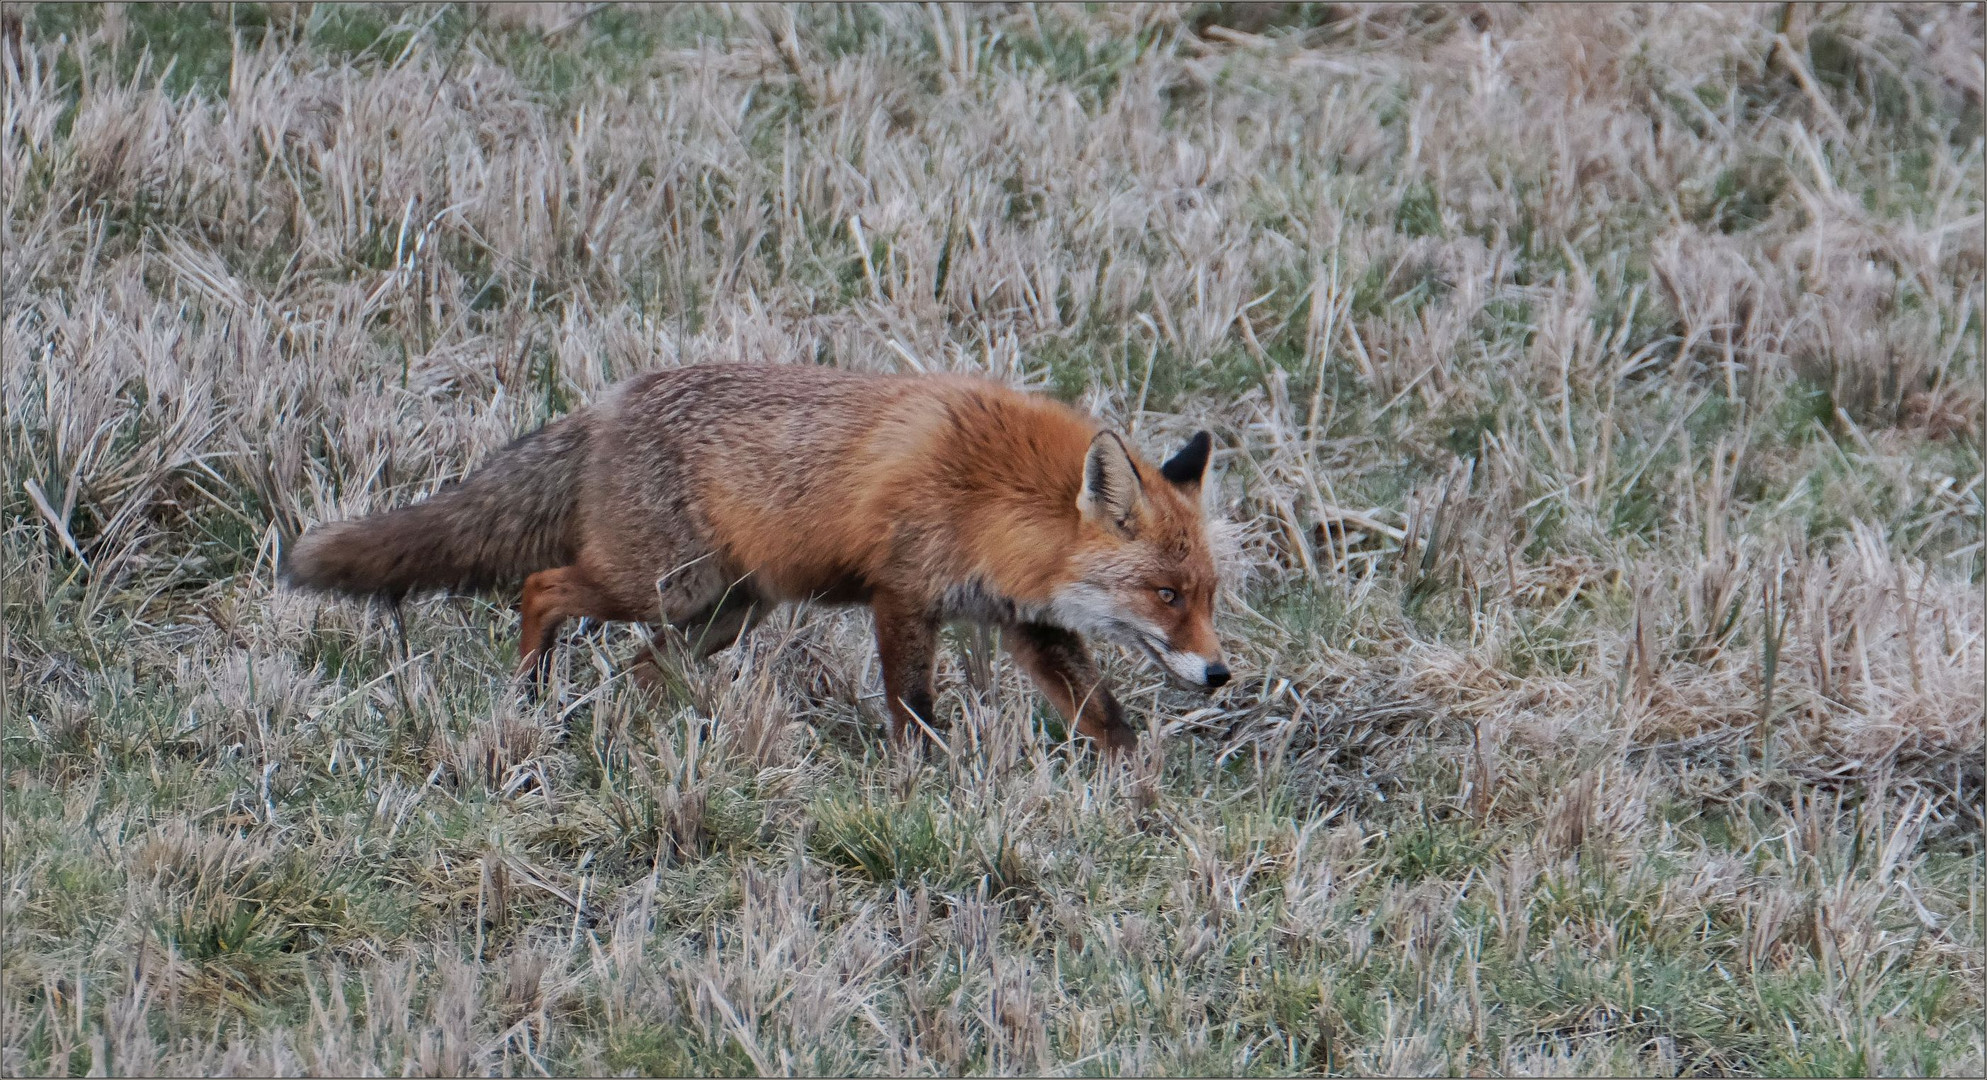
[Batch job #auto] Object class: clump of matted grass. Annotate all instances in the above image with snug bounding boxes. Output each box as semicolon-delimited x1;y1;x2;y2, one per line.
3;2;1981;1075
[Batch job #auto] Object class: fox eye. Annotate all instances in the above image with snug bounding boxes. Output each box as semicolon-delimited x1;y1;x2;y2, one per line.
1157;588;1180;607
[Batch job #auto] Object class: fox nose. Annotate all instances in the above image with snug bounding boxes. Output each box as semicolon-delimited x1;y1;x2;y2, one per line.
1204;662;1230;689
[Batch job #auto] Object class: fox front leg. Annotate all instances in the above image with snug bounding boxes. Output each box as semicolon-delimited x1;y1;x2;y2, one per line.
870;591;942;746
1006;622;1138;753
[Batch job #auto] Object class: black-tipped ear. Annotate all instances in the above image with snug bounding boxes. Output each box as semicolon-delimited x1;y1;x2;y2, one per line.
1079;430;1143;528
1160;431;1212;488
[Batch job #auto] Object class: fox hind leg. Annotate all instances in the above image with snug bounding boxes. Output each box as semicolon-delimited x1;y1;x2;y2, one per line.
629;591;759;696
517;565;647;685
672;588;763;660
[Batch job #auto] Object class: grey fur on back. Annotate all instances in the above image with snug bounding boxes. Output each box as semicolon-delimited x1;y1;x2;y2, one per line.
280;413;589;599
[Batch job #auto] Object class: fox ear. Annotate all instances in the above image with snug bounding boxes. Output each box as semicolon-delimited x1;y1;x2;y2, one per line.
1079;430;1142;529
1160;431;1212;491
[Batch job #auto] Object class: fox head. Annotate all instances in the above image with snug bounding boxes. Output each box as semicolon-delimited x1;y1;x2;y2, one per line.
1051;429;1229;690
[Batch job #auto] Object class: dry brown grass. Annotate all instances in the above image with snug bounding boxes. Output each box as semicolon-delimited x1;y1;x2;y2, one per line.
3;2;1982;1075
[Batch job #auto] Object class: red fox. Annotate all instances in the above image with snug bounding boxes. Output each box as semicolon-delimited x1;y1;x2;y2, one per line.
282;364;1227;751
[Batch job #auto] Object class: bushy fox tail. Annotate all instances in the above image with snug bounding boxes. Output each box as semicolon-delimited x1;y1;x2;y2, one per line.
280;415;588;599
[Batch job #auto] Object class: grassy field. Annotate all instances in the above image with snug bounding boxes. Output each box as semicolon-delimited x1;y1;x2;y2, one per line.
3;2;1982;1075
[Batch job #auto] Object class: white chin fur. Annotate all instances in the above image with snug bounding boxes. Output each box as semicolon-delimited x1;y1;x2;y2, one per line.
1048;586;1208;683
1159;648;1209;684
1041;583;1208;682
